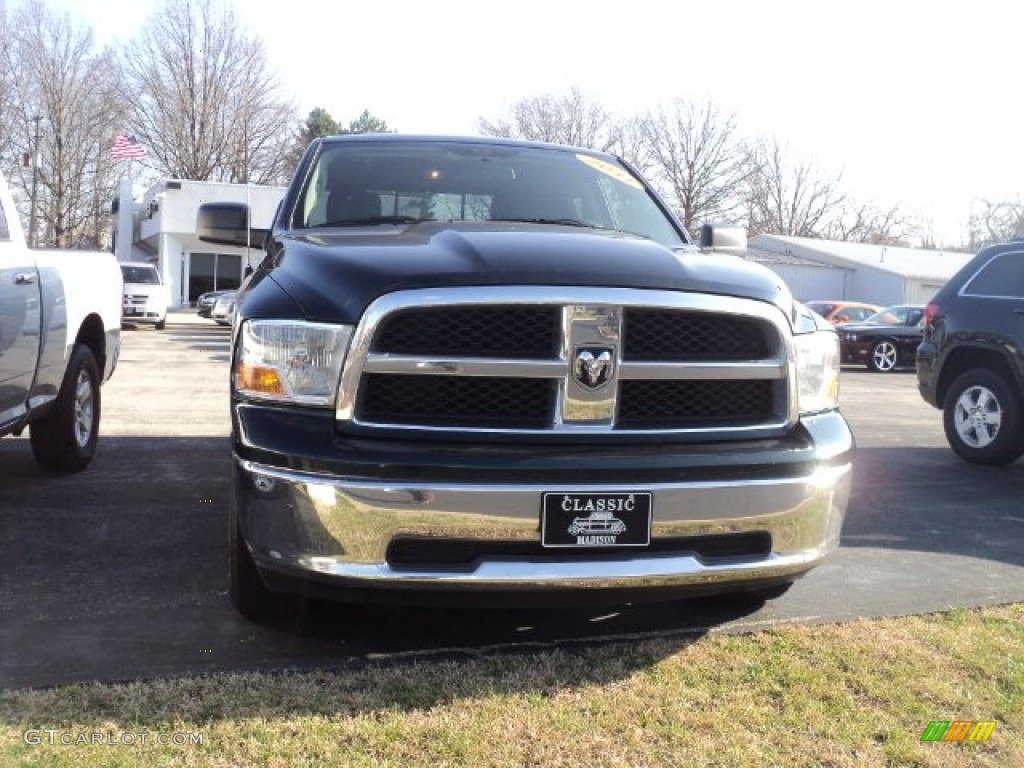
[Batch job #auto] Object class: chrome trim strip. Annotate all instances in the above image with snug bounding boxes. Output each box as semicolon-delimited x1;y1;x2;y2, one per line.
363;355;566;378
338;418;791;437
362;357;786;381
293;550;824;586
240;457;841;494
618;361;787;380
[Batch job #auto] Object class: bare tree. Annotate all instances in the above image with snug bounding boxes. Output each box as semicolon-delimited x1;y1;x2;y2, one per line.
607;115;655;179
823;202;917;245
745;138;846;238
119;0;295;184
640;99;748;233
0;0;12;151
968;198;1024;249
478;87;619;151
3;0;122;248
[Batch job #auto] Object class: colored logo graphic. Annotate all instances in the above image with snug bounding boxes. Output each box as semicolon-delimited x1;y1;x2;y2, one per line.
920;720;996;742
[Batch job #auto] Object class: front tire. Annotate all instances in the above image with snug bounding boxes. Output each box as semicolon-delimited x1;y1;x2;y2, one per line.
30;344;101;473
942;368;1024;465
868;339;899;372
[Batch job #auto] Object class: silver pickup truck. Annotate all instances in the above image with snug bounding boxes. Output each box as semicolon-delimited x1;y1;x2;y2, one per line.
0;170;122;472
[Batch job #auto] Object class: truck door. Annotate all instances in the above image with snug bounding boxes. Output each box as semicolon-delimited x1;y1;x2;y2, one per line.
0;191;42;429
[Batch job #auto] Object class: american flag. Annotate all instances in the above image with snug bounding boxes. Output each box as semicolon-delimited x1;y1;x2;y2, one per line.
110;133;146;160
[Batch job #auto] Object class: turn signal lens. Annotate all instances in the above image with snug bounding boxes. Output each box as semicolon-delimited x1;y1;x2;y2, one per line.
236;364;285;396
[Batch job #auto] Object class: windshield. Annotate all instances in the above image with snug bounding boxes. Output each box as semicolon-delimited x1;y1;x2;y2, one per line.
294;140;686;248
866;306;923;326
121;265;161;284
805;302;835;316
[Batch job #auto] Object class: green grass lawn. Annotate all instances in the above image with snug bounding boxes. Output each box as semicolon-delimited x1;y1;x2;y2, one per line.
1;603;1021;767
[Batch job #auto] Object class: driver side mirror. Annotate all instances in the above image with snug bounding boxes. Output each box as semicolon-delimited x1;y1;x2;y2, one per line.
197;202;267;249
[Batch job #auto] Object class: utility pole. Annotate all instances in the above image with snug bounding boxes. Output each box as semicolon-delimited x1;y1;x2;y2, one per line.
28;115;42;248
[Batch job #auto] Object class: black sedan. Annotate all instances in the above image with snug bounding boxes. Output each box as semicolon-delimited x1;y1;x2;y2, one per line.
837;304;926;372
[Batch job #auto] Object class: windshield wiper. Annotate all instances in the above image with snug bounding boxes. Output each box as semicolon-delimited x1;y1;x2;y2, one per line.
318;216;436;227
490;217;590;227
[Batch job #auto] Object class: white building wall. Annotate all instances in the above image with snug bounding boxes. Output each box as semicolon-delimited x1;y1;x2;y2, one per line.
764;264;849;302
749;235;974;309
908;280;944;305
130;179;286;307
846;264;905;307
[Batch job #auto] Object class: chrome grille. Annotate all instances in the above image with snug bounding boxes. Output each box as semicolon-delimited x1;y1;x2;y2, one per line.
337;287;793;437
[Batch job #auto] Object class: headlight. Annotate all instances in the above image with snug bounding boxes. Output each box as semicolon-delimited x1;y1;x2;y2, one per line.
234;320;353;407
793;330;840;415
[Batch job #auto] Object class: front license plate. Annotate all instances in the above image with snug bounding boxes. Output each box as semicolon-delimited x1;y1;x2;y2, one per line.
542;492;652;548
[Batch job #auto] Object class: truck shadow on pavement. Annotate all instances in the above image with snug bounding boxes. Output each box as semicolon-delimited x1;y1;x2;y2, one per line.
0;434;769;689
1;435;1022;690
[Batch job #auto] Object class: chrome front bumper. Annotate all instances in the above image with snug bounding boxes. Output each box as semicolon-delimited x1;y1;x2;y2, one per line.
234;456;852;594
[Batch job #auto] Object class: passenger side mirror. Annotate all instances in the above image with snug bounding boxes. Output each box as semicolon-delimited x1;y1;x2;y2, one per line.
699;224;747;257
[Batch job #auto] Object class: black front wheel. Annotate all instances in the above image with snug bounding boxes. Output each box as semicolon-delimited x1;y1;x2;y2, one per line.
942;368;1024;465
229;495;298;623
30;344;101;473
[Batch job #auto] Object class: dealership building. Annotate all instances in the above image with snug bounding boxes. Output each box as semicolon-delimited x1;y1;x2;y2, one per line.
113;177;286;308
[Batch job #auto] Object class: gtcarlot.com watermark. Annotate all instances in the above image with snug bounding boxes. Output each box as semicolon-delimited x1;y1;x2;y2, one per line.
24;729;204;747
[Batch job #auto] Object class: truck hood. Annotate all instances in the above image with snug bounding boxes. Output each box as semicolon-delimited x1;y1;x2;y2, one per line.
265;222;793;323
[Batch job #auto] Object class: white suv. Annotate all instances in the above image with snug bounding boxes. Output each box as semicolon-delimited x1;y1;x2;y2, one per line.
120;262;169;330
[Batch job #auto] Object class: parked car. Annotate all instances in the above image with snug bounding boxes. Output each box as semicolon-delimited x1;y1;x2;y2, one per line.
211;290;237;326
837;304;926;372
196;289;235;318
805;300;881;325
120;262;168;330
917;242;1024;465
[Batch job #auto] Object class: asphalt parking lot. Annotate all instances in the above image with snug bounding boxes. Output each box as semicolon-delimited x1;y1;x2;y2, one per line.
2;311;1022;689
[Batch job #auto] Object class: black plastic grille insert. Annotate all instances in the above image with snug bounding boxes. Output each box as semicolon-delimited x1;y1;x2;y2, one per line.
623;309;773;361
617;379;776;428
372;306;560;358
359;374;555;429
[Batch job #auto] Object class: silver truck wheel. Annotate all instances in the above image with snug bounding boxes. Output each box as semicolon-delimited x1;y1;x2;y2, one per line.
30;344;101;473
868;340;898;372
943;368;1024;465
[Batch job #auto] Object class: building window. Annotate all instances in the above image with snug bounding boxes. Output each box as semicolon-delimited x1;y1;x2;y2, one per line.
188;252;243;302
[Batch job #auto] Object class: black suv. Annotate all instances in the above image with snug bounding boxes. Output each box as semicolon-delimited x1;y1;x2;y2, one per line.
917;242;1024;465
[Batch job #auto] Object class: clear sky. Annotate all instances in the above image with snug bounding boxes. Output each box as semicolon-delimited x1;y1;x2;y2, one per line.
42;0;1024;243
